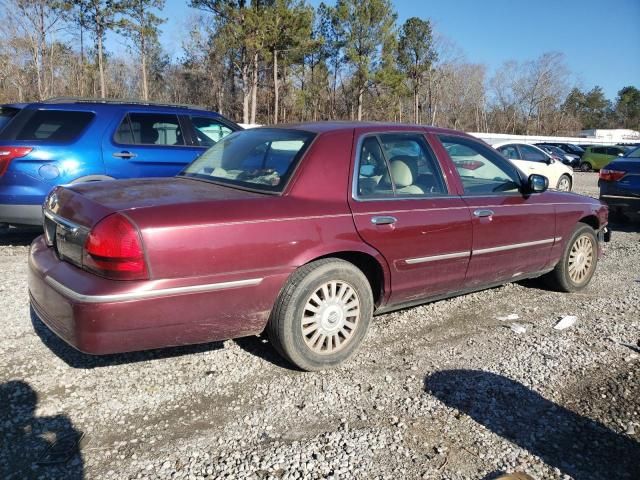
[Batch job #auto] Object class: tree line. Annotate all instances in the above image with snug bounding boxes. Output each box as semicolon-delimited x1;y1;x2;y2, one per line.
1;0;638;134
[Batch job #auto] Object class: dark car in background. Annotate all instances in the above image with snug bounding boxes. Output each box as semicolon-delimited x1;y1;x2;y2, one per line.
537;144;580;168
535;142;585;158
599;146;640;221
0;98;240;228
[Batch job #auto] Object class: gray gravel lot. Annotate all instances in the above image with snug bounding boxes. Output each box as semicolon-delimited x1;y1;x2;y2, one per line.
1;172;639;480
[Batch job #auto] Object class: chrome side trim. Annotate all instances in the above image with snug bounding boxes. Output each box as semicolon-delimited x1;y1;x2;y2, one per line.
44;276;263;304
554;237;563;242
473;238;555;255
406;251;470;264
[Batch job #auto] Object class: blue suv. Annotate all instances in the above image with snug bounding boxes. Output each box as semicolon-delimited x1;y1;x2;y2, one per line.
0;99;240;227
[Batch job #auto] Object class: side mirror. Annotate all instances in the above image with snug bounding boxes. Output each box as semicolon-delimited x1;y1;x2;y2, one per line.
527;174;548;193
618;153;624;157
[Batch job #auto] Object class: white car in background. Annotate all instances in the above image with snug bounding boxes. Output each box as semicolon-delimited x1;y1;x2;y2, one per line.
492;141;574;191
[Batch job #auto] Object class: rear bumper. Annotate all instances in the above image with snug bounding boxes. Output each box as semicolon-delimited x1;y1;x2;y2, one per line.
599;194;640;218
28;236;286;355
0;203;43;226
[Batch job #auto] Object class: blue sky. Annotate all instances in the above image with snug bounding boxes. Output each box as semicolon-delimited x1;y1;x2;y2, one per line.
151;0;639;100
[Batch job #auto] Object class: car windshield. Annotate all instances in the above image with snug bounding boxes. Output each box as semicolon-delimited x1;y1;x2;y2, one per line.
179;128;315;193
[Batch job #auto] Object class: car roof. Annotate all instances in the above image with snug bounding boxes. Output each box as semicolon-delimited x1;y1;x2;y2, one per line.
264;121;474;137
20;98;223;116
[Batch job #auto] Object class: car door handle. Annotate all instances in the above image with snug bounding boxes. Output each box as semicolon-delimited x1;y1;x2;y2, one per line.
473;209;494;218
371;216;397;225
113;151;137;159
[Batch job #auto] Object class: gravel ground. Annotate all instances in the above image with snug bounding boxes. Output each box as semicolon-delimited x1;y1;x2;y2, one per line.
1;172;639;480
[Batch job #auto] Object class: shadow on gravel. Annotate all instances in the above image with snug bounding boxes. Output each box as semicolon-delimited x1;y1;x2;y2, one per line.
0;226;42;247
0;380;84;480
31;308;224;369
608;221;640;233
425;370;640;480
234;335;299;370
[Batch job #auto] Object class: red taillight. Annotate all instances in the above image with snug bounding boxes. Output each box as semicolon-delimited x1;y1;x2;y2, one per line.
599;169;626;182
83;213;149;280
0;147;32;176
455;160;485;170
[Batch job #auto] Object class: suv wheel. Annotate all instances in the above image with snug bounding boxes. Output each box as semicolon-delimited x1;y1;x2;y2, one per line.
579;162;592;172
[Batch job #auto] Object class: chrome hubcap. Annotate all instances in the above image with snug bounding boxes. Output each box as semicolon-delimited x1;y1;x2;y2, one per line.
302;281;360;355
568;235;594;283
558;178;570;191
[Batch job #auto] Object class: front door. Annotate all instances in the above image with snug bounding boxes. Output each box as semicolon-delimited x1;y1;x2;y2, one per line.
103;111;203;179
348;131;472;305
437;135;557;288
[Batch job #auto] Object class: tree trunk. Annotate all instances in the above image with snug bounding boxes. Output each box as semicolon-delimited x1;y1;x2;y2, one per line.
272;49;278;124
241;58;250;124
97;32;106;98
357;87;363;121
141;36;149;101
250;52;258;124
414;84;419;124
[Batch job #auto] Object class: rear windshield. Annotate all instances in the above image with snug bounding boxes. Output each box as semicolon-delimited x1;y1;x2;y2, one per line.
0;109;95;142
180;128;315;193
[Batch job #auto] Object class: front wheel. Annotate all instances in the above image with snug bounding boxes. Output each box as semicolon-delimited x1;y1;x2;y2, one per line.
543;223;598;292
266;258;373;371
556;174;572;192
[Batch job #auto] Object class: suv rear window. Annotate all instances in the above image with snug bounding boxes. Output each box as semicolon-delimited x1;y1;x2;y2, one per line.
0;109;94;142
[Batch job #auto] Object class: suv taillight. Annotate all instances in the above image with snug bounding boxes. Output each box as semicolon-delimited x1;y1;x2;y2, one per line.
0;147;32;176
599;169;626;182
83;213;149;280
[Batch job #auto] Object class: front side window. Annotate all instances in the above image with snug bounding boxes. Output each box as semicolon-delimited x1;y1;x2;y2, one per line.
190;116;234;146
0;109;94;142
519;144;548;162
356;133;447;198
115;113;184;146
440;135;521;195
180;128;314;193
593;147;607;154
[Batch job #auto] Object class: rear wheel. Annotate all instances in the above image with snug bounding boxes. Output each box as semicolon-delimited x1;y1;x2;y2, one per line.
543;223;598;292
556;174;572;191
266;258;373;371
579;162;592;172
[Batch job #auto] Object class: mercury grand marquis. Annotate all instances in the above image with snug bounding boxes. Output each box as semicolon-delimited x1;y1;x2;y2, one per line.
28;122;610;370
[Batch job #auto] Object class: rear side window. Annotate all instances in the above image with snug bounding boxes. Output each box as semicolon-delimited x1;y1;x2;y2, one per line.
497;145;520;159
0;109;94;142
0;106;20;132
592;147;607;154
115;113;184;146
356;133;447;198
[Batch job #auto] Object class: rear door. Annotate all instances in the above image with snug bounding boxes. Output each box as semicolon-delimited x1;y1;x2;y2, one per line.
438;135;557;288
102;110;203;178
348;130;472;305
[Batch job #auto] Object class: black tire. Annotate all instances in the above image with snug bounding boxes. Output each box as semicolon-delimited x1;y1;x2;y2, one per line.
266;258;373;371
543;223;598;292
556;174;572;191
579;162;592;172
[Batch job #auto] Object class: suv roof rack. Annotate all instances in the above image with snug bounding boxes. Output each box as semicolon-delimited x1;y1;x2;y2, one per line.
43;97;210;111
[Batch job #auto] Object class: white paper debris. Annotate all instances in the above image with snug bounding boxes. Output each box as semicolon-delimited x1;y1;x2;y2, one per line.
554;316;577;330
510;323;527;334
497;314;520;321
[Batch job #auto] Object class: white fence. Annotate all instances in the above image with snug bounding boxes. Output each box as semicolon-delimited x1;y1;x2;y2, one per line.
469;132;637;146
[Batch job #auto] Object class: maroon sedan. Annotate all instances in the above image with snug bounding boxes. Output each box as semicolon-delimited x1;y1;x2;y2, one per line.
29;123;610;370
